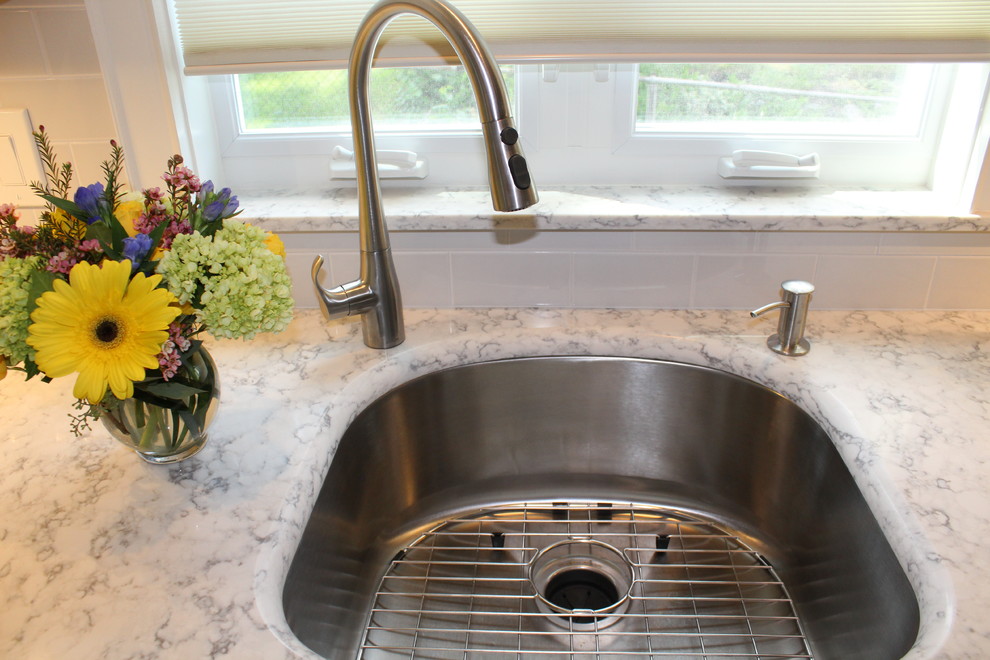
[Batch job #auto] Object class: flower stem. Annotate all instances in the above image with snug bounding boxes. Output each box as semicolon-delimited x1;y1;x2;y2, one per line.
138;403;160;449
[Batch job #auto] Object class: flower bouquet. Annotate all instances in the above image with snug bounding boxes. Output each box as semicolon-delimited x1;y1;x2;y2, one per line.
0;127;293;463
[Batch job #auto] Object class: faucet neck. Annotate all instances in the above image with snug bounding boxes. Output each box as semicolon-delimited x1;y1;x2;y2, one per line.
349;0;535;254
312;0;538;349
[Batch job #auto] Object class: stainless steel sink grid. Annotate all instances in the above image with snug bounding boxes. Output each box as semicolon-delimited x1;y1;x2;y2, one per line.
283;356;920;660
361;502;811;659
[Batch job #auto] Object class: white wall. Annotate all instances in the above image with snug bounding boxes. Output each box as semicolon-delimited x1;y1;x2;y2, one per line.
0;0;118;195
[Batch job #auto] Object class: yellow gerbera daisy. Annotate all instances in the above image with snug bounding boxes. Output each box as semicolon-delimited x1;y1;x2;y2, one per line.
27;260;180;404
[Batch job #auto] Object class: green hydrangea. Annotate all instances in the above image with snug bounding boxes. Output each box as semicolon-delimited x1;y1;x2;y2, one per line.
0;257;40;366
157;220;293;340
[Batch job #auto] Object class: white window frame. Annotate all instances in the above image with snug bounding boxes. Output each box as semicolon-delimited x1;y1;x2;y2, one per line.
208;61;988;193
608;63;957;188
208;71;502;189
85;0;990;214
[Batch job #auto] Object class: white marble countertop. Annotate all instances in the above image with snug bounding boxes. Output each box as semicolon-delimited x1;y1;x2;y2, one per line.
239;185;987;233
2;308;988;659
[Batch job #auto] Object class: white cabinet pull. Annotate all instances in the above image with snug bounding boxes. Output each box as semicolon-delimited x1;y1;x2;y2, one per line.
718;150;820;179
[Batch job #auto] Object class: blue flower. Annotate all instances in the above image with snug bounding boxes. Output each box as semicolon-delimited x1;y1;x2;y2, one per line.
122;233;153;269
203;186;239;223
73;183;106;224
198;180;214;200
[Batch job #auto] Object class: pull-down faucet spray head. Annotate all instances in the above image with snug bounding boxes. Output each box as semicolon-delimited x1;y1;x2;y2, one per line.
482;117;537;212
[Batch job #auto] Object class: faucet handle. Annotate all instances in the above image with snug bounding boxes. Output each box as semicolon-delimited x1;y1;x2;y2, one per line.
750;280;815;357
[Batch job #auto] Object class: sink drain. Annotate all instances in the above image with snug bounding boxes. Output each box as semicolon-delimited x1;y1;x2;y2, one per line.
544;569;619;620
529;539;633;629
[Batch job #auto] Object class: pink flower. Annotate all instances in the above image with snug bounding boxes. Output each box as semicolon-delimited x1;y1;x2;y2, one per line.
160;218;191;249
47;250;78;274
163;166;202;192
133;212;161;235
0;203;18;219
158;347;182;380
156;322;193;380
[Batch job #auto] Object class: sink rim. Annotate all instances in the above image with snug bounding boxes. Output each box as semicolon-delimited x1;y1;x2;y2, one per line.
254;346;955;660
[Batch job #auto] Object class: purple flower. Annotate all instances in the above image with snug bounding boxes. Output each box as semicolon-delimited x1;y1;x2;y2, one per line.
122;233;153;269
73;183;106;224
202;185;238;223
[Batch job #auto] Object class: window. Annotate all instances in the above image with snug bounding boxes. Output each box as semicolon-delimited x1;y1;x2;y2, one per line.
214;61;987;191
157;0;988;203
236;66;516;133
633;63;933;137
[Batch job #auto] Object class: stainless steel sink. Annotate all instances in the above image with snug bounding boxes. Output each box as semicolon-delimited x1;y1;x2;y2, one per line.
283;356;920;659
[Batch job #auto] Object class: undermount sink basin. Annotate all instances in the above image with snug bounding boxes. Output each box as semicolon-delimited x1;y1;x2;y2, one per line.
282;356;920;659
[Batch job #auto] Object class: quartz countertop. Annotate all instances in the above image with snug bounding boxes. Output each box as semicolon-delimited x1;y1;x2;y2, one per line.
239;185;986;233
1;308;988;659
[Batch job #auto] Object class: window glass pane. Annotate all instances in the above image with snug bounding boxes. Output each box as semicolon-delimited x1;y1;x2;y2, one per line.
237;65;516;133
635;63;933;137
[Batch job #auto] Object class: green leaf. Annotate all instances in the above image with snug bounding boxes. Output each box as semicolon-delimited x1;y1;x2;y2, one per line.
107;212;129;254
85;221;111;246
127;388;204;438
39;194;84;219
27;269;57;315
23;357;41;380
85;223;122;260
141;380;208;399
130;387;186;409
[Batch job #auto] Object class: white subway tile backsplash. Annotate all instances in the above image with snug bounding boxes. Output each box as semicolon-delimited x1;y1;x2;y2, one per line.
3;78;114;139
280;232;358;251
451;252;572;307
280;230;990;311
693;255;816;308
0;11;45;77
285;251;319;309
814;255;936;309
394;252;453;307
387;229;634;252
390;231;506;251
759;232;882;255
632;231;758;254
1;0;84;7
573;253;693;308
880;232;990;256
35;9;101;76
69;141;122;187
326;251;360;284
927;258;990;309
492;229;634;252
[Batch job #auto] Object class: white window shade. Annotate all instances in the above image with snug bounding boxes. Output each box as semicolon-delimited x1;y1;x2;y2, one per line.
172;0;990;74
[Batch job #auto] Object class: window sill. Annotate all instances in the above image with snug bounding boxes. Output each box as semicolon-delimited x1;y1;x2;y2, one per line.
238;184;986;234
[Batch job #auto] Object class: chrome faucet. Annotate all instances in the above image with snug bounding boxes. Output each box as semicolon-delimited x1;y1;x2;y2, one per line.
750;280;815;356
312;0;538;348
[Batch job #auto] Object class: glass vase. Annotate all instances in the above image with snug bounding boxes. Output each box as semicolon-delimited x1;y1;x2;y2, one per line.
101;346;220;464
